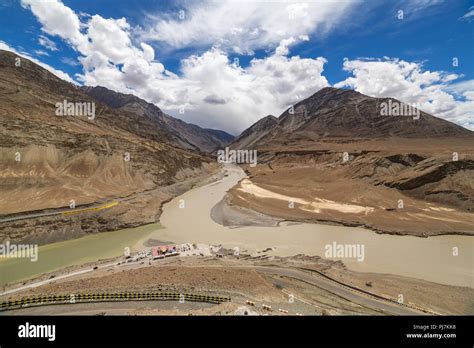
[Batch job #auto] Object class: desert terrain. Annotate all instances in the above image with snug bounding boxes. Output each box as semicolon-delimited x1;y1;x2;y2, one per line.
1;51;472;318
227;138;473;237
1;251;472;316
227;88;473;237
0;50;224;245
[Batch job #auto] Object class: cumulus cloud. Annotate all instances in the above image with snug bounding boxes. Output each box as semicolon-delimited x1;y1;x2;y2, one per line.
335;58;474;130
20;0;331;133
275;37;296;56
164;48;329;132
140;0;355;55
80;44;329;133
19;0;472;133
204;95;226;105
21;0;88;50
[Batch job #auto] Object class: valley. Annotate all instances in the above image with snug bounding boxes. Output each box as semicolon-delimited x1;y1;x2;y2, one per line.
0;50;472;317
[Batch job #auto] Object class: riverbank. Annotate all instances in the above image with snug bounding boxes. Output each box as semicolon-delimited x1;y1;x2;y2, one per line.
2;252;473;315
2;164;472;292
214;191;473;238
142;164;474;288
226;163;474;238
0;162;222;246
0;166;226;287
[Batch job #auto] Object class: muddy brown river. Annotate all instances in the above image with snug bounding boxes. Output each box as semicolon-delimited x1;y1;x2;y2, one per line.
154;165;473;288
1;165;472;288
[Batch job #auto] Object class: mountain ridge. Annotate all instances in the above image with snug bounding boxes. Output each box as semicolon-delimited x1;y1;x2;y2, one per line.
81;85;234;152
231;87;473;149
0;49;220;244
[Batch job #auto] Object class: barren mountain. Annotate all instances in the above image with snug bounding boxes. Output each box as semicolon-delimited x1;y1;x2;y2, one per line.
226;87;474;236
82;86;233;152
232;87;472;149
0;50;220;244
231;115;278;149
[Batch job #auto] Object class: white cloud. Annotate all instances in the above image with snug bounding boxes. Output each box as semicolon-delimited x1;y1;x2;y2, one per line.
34;49;49;56
445;79;474;95
140;0;355;55
0;41;75;83
61;57;80;66
38;35;58;51
275;37;296;56
161;48;329;133
82;43;330;133
459;6;474;21
335;58;474;130
20;0;472;134
401;0;444;12
21;0;330;133
21;0;88;50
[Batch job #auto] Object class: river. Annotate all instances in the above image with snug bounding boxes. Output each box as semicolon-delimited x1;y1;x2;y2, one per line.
151;165;473;288
0;224;160;287
1;164;472;288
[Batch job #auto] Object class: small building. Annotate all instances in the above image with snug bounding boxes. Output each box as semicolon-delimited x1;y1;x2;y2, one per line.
152;247;164;260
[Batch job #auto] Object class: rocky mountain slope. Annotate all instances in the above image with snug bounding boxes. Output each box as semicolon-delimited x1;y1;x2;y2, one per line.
231;115;278;149
0;49;220;244
226;87;474;236
232;87;473;149
82;86;233;152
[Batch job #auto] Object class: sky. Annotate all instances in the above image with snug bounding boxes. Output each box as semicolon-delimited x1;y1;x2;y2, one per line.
0;0;473;134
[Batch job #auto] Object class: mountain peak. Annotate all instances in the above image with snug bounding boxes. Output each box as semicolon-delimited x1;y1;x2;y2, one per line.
81;85;234;152
81;85;157;111
230;115;278;149
316;86;339;93
307;86;362;101
232;87;473;149
0;50;233;153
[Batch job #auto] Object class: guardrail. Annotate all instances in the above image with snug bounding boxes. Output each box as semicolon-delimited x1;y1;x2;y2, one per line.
0;291;231;311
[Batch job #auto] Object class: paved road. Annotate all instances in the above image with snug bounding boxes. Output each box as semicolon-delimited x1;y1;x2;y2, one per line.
0;201;118;223
2;262;430;315
0;262;117;296
254;266;426;315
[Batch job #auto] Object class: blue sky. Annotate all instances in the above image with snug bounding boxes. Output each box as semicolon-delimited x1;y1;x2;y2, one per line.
0;0;473;133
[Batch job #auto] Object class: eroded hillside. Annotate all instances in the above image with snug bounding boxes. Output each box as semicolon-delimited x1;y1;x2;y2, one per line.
227;88;474;236
0;50;219;244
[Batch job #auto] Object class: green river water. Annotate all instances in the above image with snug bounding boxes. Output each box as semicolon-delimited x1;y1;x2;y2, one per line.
0;223;160;287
